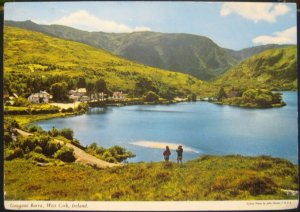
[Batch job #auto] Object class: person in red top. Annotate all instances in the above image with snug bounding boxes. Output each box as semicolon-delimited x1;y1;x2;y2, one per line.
163;146;171;162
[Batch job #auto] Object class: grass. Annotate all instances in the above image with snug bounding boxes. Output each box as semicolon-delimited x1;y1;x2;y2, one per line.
214;46;297;91
4;26;215;98
4;155;298;201
5;113;75;128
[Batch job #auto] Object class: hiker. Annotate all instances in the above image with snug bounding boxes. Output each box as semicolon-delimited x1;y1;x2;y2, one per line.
176;145;183;165
163;146;171;162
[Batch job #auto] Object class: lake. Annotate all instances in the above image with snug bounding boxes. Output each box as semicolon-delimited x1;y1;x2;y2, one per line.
35;91;298;163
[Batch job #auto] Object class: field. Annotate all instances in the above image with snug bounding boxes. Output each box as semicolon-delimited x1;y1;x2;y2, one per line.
4;155;298;201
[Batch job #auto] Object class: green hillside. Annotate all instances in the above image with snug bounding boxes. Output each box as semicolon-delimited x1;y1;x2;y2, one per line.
214;46;297;90
4;26;213;99
4;20;237;80
5;20;292;81
5;155;298;200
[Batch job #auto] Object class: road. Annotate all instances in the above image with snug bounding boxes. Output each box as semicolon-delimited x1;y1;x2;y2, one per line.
15;128;120;169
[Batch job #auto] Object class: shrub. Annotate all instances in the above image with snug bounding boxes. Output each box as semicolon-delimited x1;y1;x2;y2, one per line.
60;128;74;140
34;146;43;154
28;152;49;163
48;127;60;137
37;135;51;150
13;97;30;107
44;140;61;156
54;146;76;162
237;176;277;196
28;125;44;133
77;102;89;112
19;136;36;152
105;157;118;163
5;147;24;160
187;93;197;101
143;91;160;102
4;132;13;146
109;145;135;162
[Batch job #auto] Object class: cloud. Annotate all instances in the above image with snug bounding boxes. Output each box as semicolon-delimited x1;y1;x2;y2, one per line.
252;26;297;45
35;10;151;33
220;3;291;23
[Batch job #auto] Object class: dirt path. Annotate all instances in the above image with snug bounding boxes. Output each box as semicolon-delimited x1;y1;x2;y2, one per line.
15;129;120;169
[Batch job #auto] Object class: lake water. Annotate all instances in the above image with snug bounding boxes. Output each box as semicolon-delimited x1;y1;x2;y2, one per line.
35;92;298;163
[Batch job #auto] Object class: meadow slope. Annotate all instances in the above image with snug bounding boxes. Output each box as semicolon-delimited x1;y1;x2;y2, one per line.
4;26;213;98
4;155;298;201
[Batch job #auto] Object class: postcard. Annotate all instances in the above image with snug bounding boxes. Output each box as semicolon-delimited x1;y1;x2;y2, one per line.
2;0;299;211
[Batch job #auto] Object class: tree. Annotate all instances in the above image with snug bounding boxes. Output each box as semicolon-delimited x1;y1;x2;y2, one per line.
187;93;197;101
242;89;256;103
158;85;177;100
217;87;227;101
135;77;156;97
50;81;68;102
95;79;108;101
95;79;107;93
86;81;95;99
255;93;272;107
143;91;160;102
272;92;282;104
77;77;86;88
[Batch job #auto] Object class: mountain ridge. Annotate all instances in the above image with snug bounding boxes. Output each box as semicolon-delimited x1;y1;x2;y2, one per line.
5;20;291;81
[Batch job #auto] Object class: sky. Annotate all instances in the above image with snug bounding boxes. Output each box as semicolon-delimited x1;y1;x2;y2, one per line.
4;1;297;50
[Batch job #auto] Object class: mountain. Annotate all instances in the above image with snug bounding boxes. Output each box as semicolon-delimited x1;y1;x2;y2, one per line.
4;26;214;99
6;20;288;81
227;44;291;61
213;46;297;90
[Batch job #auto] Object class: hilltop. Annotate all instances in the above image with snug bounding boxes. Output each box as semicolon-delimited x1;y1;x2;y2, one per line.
5;20;290;81
214;46;297;91
4;26;213;100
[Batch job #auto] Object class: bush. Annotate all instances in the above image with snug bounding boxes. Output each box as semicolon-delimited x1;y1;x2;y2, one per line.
44;140;61;156
62;107;74;113
54;146;76;162
105;157;118;163
77;102;89;112
28;125;44;133
4;132;13;146
34;146;43;153
19;136;36;152
28;152;49;163
109;145;135;162
5;147;24;160
187;93;197;101
48;127;60;137
237;176;277;196
13;97;30;107
60;128;74;140
143;91;160;102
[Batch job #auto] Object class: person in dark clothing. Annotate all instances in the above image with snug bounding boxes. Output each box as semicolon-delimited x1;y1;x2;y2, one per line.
176;145;183;165
163;146;171;162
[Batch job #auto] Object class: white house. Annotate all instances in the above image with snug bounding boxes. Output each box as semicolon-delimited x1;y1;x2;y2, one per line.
68;88;93;102
69;88;89;102
28;91;52;103
69;88;87;97
112;91;125;100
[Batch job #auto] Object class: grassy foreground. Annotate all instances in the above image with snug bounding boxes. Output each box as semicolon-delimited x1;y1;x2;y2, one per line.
4;155;298;201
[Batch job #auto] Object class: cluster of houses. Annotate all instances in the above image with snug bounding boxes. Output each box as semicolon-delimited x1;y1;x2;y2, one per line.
28;91;53;104
25;89;126;104
68;88;125;102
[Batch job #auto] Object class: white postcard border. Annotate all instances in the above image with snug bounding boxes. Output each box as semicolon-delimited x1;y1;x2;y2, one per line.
4;200;299;211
